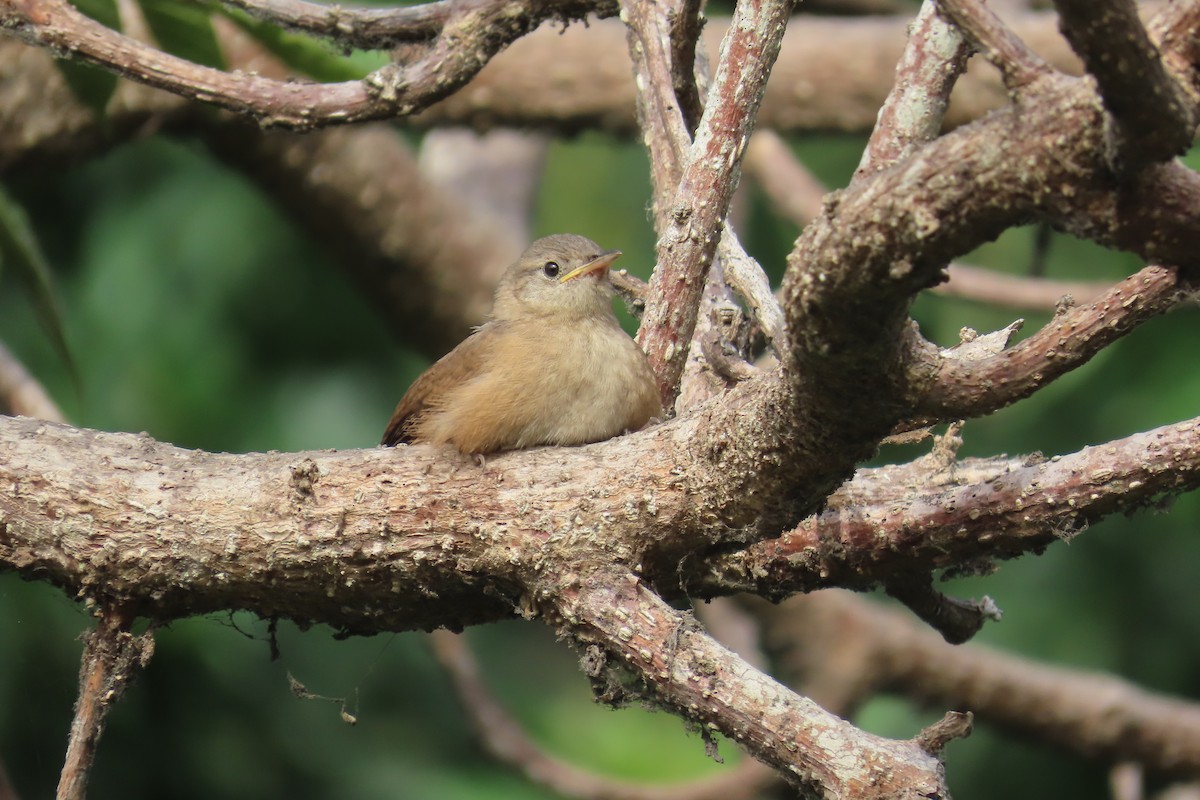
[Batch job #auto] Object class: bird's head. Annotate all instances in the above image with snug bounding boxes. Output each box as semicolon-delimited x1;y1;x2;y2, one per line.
492;234;622;321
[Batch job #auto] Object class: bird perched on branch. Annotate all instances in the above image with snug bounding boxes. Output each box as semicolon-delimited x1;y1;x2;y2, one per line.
381;234;661;454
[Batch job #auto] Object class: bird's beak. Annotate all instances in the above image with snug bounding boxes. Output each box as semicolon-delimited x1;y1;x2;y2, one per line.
559;250;622;283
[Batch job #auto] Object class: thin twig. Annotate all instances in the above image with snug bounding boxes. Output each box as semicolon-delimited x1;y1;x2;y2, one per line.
718;226;785;349
428;630;780;800
620;0;693;228
220;0;458;48
57;608;154;800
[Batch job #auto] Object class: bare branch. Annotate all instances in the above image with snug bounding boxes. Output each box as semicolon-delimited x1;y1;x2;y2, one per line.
1052;0;1197;170
718;226;785;350
567;574;952;799
0;0;614;129
219;0;503;50
912;265;1194;421
936;0;1051;90
620;0;692;227
755;591;1200;775
699;414;1200;597
429;630;780;800
636;0;795;409
57;609;154;800
856;0;972;178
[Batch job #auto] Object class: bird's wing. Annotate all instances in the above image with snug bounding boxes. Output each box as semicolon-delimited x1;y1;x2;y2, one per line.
380;324;501;446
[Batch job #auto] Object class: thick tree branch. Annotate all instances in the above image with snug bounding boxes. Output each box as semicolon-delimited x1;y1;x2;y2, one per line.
562;574;955;799
698;415;1200;597
1052;0;1197;171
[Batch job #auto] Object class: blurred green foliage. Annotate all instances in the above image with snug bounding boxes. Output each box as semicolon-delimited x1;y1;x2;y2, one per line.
1;121;1199;800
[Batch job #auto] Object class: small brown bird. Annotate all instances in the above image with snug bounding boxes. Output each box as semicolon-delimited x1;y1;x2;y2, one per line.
381;234;661;454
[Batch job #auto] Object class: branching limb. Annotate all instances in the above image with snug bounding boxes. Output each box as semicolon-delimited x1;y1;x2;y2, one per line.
910;265;1194;422
752;591;1200;775
1052;0;1197;171
57;608;154;800
429;630;780;800
0;0;613;128
697;414;1200;597
220;0;614;52
635;0;796;409
936;0;1051;90
563;573;956;799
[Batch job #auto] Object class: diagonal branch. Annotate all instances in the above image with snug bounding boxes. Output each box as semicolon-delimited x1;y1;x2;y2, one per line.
57;609;154;800
563;572;957;799
910;264;1195;421
1052;0;1197;171
635;0;796;409
697;414;1200;598
429;630;781;800
754;591;1200;775
856;0;972;178
936;0;1051;90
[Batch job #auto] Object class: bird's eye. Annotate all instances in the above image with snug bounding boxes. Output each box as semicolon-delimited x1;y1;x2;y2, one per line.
543;261;560;278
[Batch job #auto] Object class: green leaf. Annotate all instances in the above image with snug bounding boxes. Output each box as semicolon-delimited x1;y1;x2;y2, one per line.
0;184;78;386
218;7;388;82
55;0;122;114
136;0;226;69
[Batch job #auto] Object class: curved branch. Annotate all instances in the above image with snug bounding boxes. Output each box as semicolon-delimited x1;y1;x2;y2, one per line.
0;0;613;129
911;264;1194;420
